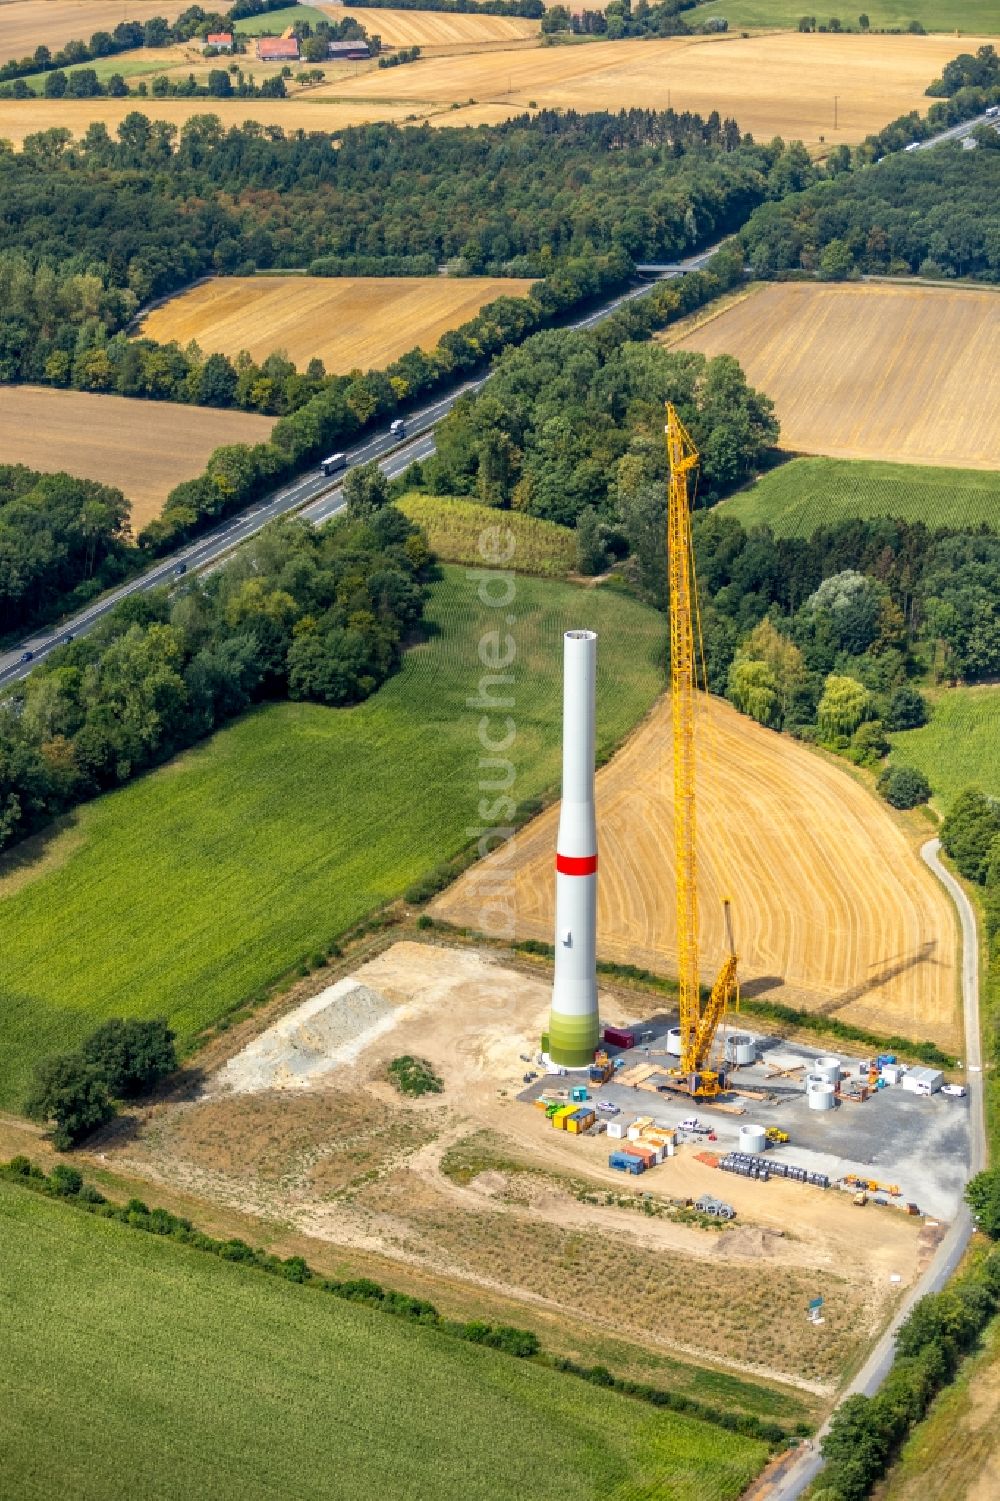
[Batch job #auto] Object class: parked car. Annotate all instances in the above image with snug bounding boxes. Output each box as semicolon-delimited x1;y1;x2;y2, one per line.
596;1101;620;1115
941;1083;967;1098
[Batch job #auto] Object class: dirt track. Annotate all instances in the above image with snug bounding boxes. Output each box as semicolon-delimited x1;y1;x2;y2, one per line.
432;696;961;1048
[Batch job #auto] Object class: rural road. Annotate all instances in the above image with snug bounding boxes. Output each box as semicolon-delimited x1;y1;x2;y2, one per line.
764;837;985;1500
0;245;719;690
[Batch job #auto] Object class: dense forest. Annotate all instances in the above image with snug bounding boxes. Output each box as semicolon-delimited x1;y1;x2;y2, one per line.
740;146;1000;280
0;110;802;415
0;467;135;635
422;328;778;524
0;492;429;853
683;511;1000;805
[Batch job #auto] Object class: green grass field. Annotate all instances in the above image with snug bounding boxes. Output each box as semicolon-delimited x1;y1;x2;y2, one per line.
234;4;331;34
399;493;576;577
890;685;1000;806
0;1180;766;1501
695;0;999;31
0;567;664;1110
13;53;172;94
720;457;1000;538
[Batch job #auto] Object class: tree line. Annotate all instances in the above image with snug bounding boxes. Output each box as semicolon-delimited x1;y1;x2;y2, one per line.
0;466;136;635
819;1235;1000;1498
541;0;727;39
0;491;430;856
941;788;1000;978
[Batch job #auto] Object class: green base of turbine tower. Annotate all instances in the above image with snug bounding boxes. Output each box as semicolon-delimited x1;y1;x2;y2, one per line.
548;1010;600;1068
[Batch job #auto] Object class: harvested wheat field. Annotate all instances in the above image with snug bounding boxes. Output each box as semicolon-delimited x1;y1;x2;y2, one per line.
317;4;540;49
139;275;537;369
0;95;422;149
325;32;991;147
0;386;273;529
675;283;1000;469
433;697;960;1048
0;0;191;64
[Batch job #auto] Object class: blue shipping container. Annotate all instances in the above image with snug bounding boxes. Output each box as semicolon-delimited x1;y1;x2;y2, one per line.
609;1152;645;1174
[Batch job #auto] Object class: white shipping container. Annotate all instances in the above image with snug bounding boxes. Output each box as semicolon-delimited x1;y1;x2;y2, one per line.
902;1067;943;1096
606;1120;630;1139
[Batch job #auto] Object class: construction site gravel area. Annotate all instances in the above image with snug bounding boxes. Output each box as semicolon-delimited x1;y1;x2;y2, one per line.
433;696;961;1051
106;941;952;1397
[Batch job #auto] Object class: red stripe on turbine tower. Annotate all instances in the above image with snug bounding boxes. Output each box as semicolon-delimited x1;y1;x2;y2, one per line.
556;853;598;876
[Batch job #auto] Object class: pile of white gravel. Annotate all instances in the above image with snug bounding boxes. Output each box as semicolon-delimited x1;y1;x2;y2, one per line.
214;978;398;1094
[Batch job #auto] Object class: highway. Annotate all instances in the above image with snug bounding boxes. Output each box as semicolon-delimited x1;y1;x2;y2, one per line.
915;107;999;151
0;246;717;691
766;837;985;1500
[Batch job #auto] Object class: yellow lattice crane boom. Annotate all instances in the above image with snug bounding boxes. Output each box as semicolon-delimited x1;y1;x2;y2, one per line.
665;403;740;1097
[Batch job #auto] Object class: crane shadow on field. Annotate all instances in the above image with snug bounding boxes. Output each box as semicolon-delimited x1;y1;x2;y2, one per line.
812;941;938;1019
740;975;785;1000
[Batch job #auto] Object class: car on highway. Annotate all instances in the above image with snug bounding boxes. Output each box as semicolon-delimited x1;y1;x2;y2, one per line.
319;451;347;477
176;563;187;576
19;650;33;663
390;418;406;438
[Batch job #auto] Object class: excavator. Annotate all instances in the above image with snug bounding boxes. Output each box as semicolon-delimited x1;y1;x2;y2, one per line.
665;403;740;1098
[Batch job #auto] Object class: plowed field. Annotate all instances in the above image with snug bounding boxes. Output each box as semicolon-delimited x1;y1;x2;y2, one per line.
674;283;1000;469
139;275;536;369
0;385;273;529
0;0;191;64
432;696;961;1048
316;4;540;47
324;32;992;147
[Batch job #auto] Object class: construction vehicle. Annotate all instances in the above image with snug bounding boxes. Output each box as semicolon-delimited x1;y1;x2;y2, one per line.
665;404;741;1097
845;1174;900;1196
853;1190;868;1206
589;1053;614;1085
765;1127;789;1145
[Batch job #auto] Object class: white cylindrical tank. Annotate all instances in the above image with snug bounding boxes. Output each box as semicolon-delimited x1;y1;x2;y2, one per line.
666;1027;683;1057
548;631;600;1067
726;1034;756;1066
739;1123;767;1153
814;1056;841;1085
808;1082;837;1111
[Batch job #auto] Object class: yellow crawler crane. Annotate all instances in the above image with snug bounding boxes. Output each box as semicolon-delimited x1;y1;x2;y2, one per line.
665;403;740;1098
